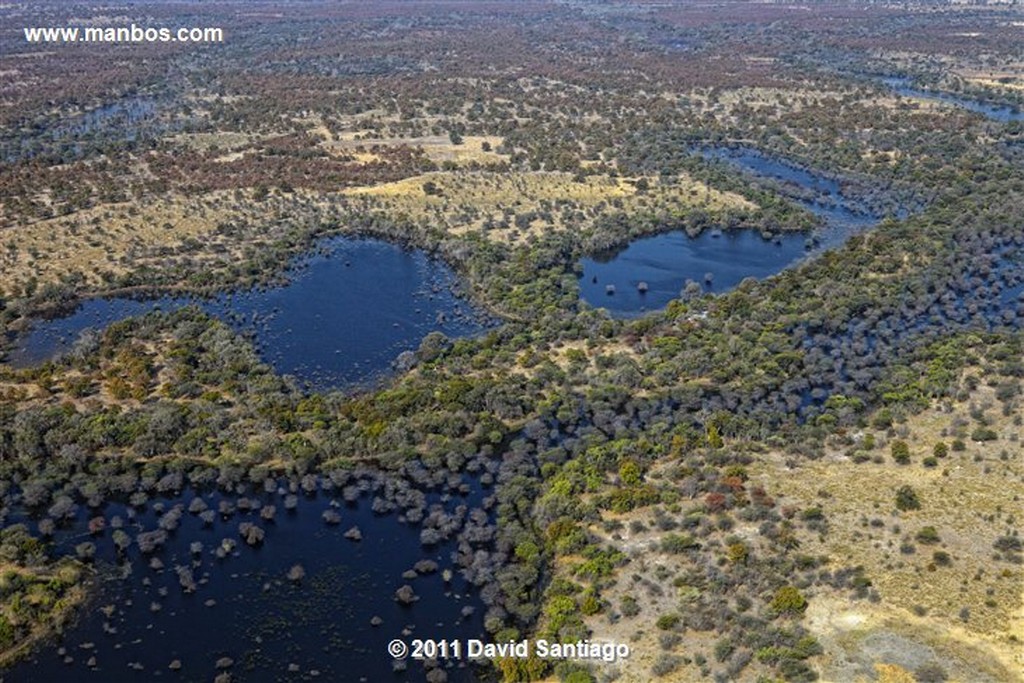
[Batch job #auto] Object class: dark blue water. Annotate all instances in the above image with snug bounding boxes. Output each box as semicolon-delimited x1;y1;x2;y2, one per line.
882;76;1023;122
8;237;489;389
580;147;879;315
3;237;496;681
4;477;490;682
580;230;807;315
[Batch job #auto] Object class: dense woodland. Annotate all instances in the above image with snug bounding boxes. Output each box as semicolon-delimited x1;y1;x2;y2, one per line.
0;1;1022;682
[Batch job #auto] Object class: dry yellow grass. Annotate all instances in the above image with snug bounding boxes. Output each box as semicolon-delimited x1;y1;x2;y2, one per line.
0;192;249;297
0;189;340;298
545;340;642;372
749;382;1023;682
690;85;922;120
712;86;849;110
964;76;1024;92
328;132;507;167
567;373;1022;682
288;105;508;166
874;662;918;683
343;170;754;244
804;595;1019;683
955;58;1024;92
0;164;750;296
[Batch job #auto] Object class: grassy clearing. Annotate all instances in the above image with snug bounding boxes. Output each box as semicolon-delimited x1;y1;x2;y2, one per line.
0;192;242;296
0;189;336;298
750;381;1023;682
690;85;912;117
328;131;507;166
544;340;642;372
563;370;1022;682
343;170;754;244
953;56;1024;92
289;107;507;166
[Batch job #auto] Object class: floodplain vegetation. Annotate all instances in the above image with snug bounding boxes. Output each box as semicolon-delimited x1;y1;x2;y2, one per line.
0;1;1022;681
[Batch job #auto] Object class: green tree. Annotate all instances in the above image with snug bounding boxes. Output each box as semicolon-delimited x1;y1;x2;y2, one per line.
706;423;723;449
891;440;911;465
0;613;15;650
496;654;548;682
727;542;749;565
895;485;921;511
770;586;807;614
872;409;893;429
656;613;681;630
618;460;642;486
971;427;998;442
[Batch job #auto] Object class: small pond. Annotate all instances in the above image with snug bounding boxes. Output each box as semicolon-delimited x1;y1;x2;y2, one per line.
580;229;808;316
6;237;491;390
579;147;879;316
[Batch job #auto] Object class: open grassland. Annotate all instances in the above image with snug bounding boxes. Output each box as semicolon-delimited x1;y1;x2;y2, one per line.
750;380;1023;682
0;167;753;298
567;369;1022;683
953;55;1024;92
327;132;508;167
0;192;242;297
702;86;903;113
0;120;753;295
0;189;346;299
343;170;754;244
166;130;257;154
